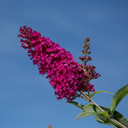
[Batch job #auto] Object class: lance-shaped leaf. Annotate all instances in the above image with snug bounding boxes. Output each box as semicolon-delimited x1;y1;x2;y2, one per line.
110;84;128;114
94;106;128;128
94;114;120;128
75;104;128;128
93;106;120;127
91;90;114;98
75;104;109;119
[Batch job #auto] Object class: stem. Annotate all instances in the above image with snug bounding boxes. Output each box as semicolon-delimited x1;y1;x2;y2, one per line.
87;86;91;100
111;119;127;128
90;99;105;112
80;91;127;128
80;91;90;101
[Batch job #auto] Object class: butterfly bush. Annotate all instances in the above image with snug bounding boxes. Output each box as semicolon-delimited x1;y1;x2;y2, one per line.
18;26;100;101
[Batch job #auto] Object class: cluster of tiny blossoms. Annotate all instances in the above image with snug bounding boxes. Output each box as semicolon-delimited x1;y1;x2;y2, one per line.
18;26;100;101
79;38;101;82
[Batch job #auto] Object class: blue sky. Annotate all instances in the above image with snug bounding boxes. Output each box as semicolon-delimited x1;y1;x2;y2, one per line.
0;0;128;128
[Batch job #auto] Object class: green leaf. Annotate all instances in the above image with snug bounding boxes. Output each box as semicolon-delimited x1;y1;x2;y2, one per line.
75;104;128;128
110;84;128;114
94;114;120;127
66;101;84;109
75;104;99;119
91;90;114;98
112;109;128;128
94;106;128;128
75;104;109;119
71;102;128;127
99;112;110;118
91;106;114;126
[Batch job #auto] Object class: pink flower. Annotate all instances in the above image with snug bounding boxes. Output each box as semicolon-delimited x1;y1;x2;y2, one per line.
18;26;98;101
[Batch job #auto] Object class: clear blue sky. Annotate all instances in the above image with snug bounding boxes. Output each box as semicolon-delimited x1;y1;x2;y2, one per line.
0;0;128;128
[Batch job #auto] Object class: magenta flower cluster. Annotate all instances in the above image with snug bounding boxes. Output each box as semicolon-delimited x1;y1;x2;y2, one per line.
18;26;97;101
